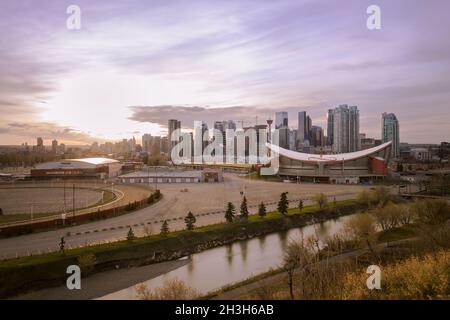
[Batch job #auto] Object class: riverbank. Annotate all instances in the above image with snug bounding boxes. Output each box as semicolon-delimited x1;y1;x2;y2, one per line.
206;229;417;300
0;198;367;299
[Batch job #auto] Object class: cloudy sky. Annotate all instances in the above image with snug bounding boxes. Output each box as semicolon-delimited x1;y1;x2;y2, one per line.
0;0;449;145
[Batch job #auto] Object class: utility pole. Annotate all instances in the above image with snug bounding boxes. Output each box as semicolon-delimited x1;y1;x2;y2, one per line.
72;184;75;220
63;180;66;212
154;166;158;190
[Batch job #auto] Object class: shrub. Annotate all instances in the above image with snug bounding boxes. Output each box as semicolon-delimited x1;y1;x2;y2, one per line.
372;186;390;207
342;250;450;299
136;277;199;300
77;253;97;275
312;193;328;210
127;227;136;241
356;190;372;207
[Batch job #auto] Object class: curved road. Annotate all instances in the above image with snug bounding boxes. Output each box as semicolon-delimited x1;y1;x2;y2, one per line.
0;174;369;260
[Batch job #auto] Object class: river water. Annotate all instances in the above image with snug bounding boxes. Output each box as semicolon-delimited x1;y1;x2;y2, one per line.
99;214;357;299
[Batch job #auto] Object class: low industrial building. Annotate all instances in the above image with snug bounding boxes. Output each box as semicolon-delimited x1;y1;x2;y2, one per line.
30;158;122;179
118;169;223;184
267;141;392;184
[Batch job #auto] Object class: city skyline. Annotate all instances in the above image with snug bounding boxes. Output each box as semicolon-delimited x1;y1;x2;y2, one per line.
1;0;450;145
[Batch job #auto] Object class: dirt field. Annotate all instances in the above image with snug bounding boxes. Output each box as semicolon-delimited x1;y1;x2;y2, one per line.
0;187;103;215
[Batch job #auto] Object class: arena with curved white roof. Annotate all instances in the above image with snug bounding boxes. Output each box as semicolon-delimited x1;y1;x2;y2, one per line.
267;141;392;184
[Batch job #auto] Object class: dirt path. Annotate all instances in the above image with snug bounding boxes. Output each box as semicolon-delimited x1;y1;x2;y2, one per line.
12;258;190;300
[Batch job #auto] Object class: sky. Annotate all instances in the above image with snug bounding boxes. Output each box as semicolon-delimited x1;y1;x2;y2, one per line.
0;0;449;145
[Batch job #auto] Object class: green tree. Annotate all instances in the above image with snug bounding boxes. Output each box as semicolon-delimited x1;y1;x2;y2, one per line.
59;236;65;253
278;192;289;215
127;227;136;241
184;211;196;230
225;202;236;223
160;220;169;237
240;196;249;220
298;199;303;213
258;202;266;218
147;194;155;204
154;189;161;199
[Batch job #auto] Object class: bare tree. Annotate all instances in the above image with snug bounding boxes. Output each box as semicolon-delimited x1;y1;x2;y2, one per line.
281;239;312;299
344;214;379;261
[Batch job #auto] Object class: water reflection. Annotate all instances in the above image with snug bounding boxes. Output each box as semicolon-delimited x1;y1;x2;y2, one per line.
239;240;248;263
99;214;357;300
225;244;233;268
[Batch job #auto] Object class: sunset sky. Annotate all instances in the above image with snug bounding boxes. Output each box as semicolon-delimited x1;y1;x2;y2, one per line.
0;0;449;145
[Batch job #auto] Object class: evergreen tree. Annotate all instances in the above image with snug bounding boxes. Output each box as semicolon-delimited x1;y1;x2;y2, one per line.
278;192;289;215
127;227;136;241
225;202;236;223
59;236;65;253
240;196;249;220
160;220;169;236
298;199;303;213
184;211;196;230
258;202;266;218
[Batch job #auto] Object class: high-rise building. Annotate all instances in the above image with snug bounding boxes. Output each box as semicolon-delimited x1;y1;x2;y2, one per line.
310;126;324;147
142;134;152;152
382;112;400;158
168;119;181;159
275;112;288;129
297;111;307;144
326;109;334;146
275;112;289;149
332;105;360;153
51;139;58;154
36;137;44;153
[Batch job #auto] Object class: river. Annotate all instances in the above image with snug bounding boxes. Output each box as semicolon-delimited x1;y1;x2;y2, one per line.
99;213;359;300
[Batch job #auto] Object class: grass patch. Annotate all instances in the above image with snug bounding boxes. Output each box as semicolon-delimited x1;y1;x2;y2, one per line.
377;225;416;243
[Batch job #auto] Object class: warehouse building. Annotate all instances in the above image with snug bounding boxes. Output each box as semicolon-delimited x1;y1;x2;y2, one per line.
30;158;122;179
118;169;223;184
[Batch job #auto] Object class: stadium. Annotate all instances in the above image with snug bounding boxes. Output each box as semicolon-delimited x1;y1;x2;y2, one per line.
30;158;122;179
267;141;392;184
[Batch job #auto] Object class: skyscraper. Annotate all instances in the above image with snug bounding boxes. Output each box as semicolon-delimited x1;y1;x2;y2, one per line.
51;139;58;154
275;112;288;129
168;119;181;159
326;109;334;146
297;111;312;151
297;111;307;144
332;105;360;153
275;112;289;149
310;126;324;147
382;112;400;158
36;137;44;153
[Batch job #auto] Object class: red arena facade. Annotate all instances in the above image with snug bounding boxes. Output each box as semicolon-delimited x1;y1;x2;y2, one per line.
267;141;392;184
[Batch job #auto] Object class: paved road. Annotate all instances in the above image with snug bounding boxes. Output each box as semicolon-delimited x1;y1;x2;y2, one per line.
0;174;368;260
